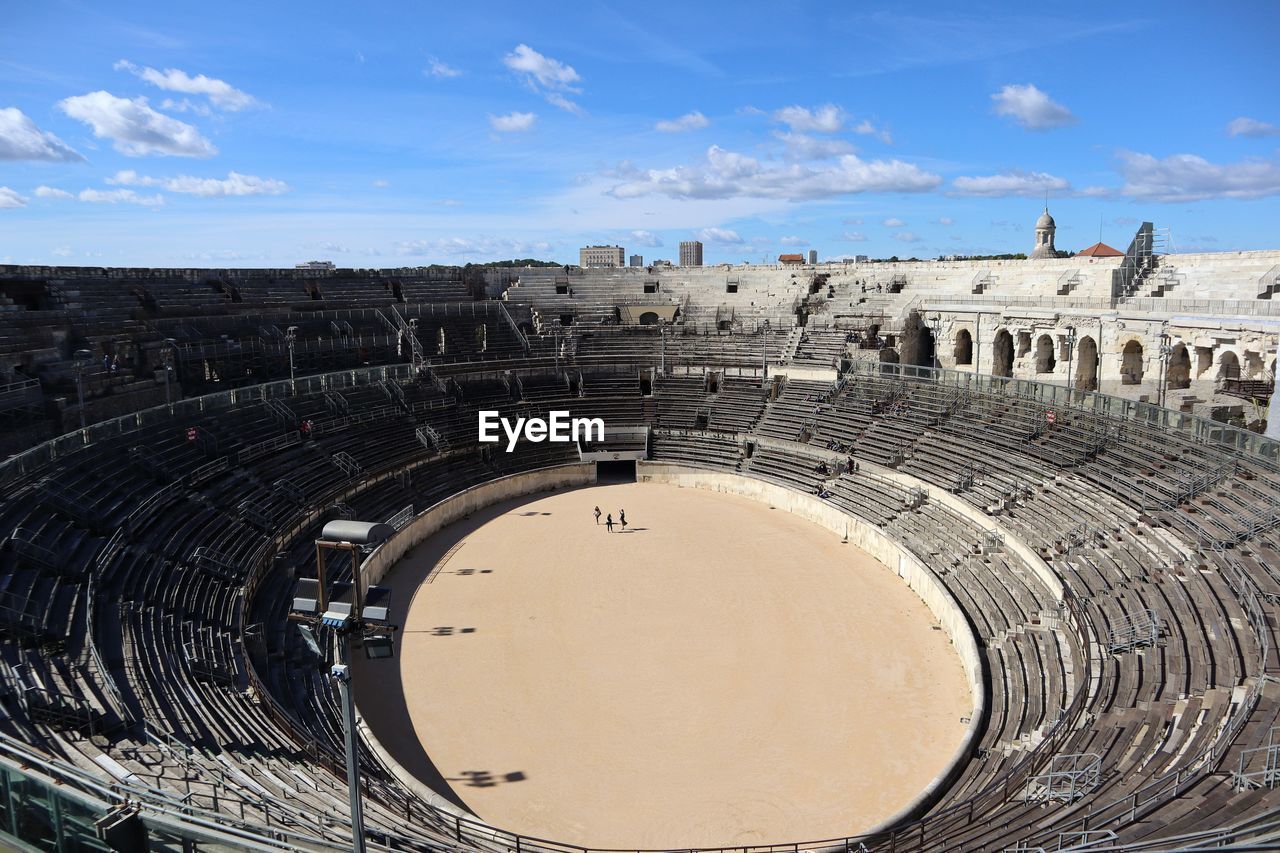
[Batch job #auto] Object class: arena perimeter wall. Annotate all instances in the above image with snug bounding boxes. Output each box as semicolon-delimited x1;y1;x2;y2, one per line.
352;458;1069;840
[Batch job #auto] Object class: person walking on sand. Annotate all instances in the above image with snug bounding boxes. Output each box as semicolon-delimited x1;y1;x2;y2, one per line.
619;509;627;530
594;506;601;525
605;514;614;533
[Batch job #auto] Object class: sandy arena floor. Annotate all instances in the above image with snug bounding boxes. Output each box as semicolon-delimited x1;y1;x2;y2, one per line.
353;481;972;849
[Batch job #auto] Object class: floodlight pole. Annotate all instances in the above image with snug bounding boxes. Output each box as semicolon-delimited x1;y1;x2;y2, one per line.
286;326;298;390
1065;325;1077;394
162;338;177;413
294;523;396;853
761;320;770;388
75;365;86;431
332;636;366;853
930;317;942;370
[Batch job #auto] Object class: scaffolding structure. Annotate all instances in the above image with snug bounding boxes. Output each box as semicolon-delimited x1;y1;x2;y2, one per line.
1108;608;1160;653
1024;752;1102;803
1232;726;1280;791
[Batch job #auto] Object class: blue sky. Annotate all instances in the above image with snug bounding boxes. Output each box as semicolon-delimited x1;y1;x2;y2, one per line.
2;1;1278;267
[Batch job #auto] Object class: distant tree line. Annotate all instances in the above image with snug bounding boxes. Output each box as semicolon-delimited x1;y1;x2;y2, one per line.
466;259;562;269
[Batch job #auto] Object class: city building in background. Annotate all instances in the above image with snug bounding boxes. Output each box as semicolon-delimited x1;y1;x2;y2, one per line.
679;241;703;267
579;245;626;268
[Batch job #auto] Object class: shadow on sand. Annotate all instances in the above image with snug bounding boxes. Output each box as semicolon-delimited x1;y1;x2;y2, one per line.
347;484;598;813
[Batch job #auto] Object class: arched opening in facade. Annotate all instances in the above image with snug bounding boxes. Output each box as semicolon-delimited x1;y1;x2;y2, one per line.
879;347;900;365
1167;344;1191;390
638;312;660;326
1244;351;1263;379
1075;336;1098;391
992;329;1014;377
1035;334;1056;374
1121;341;1144;385
900;313;935;368
953;329;973;366
1218;351;1241;382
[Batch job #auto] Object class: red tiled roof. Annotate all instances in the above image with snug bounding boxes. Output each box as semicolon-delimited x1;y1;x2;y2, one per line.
778;254;805;262
1077;241;1124;257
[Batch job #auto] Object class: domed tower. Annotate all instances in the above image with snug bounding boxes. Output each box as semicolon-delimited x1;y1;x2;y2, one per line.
1029;207;1057;259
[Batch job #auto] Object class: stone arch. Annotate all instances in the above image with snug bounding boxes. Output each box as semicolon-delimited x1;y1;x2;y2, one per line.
1075;336;1098;391
879;347;900;365
1167;344;1191;390
1121;340;1144;386
900;312;935;368
1035;334;1056;374
638;311;660;326
1218;350;1241;382
992;329;1014;378
1244;350;1264;379
953;329;973;366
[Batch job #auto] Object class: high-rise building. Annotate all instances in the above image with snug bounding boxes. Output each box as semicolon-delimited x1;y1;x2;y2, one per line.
808;249;818;265
629;254;643;267
579;245;626;268
679;240;703;267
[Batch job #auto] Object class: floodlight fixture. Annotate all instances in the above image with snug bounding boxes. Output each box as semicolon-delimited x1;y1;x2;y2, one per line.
364;636;395;659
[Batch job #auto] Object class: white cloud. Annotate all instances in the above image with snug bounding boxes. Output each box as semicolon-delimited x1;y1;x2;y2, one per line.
629;230;663;247
543;92;583;116
107;169;289;197
503;44;583;114
779;235;807;245
937;216;955;225
1115;150;1280;202
853;119;892;144
318;241;351;253
504;44;580;88
606;145;941;201
843;217;864;225
372;179;390;188
882;217;906;227
774;131;854;160
843;231;868;242
34;186;74;199
0;108;84;162
949;170;1070;197
51;246;73;257
159;98;212;117
773;104;846;133
425;57;462;79
395;235;554;259
655;111;709;133
78;188;164;206
58;91;216;157
0;187;27;209
114;60;260;111
892;231;923;243
489;111;536;133
1226;117;1280;138
991;84;1076;130
695;227;744;244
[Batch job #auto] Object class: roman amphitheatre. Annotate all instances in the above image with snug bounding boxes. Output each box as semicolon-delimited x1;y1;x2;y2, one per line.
0;212;1279;851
